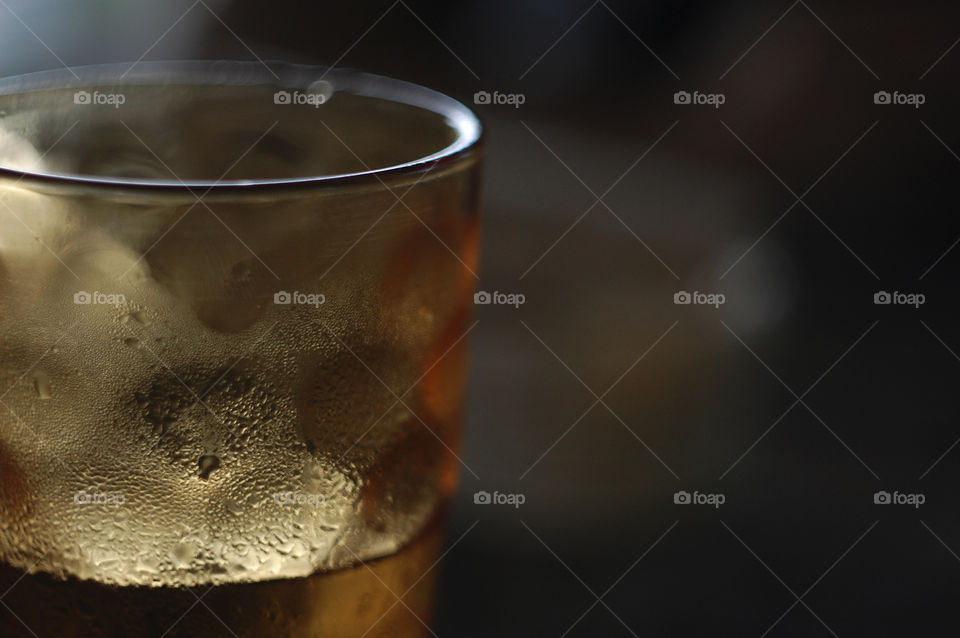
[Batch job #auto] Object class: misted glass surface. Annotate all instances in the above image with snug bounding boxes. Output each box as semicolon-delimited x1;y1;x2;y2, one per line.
0;62;481;637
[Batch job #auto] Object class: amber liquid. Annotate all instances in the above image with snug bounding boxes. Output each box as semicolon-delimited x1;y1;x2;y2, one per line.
0;511;446;638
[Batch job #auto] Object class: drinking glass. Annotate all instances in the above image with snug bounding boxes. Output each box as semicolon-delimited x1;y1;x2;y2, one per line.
0;60;481;637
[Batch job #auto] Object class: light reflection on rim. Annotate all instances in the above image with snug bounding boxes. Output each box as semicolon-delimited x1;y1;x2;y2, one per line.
0;60;482;190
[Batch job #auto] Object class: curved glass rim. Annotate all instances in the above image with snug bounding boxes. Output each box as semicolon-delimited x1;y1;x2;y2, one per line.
0;60;482;191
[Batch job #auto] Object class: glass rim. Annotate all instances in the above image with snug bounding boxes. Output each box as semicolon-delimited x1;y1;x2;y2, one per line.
0;60;483;192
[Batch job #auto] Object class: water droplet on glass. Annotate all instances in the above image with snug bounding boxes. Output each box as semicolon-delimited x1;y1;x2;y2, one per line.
33;372;52;399
171;541;197;568
121;310;149;325
198;454;220;479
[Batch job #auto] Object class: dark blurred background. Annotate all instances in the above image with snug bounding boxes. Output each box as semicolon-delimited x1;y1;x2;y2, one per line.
4;1;960;635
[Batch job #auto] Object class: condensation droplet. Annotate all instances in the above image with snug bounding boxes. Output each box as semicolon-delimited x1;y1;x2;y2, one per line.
33;372;52;400
198;455;220;480
120;310;150;326
171;541;197;568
